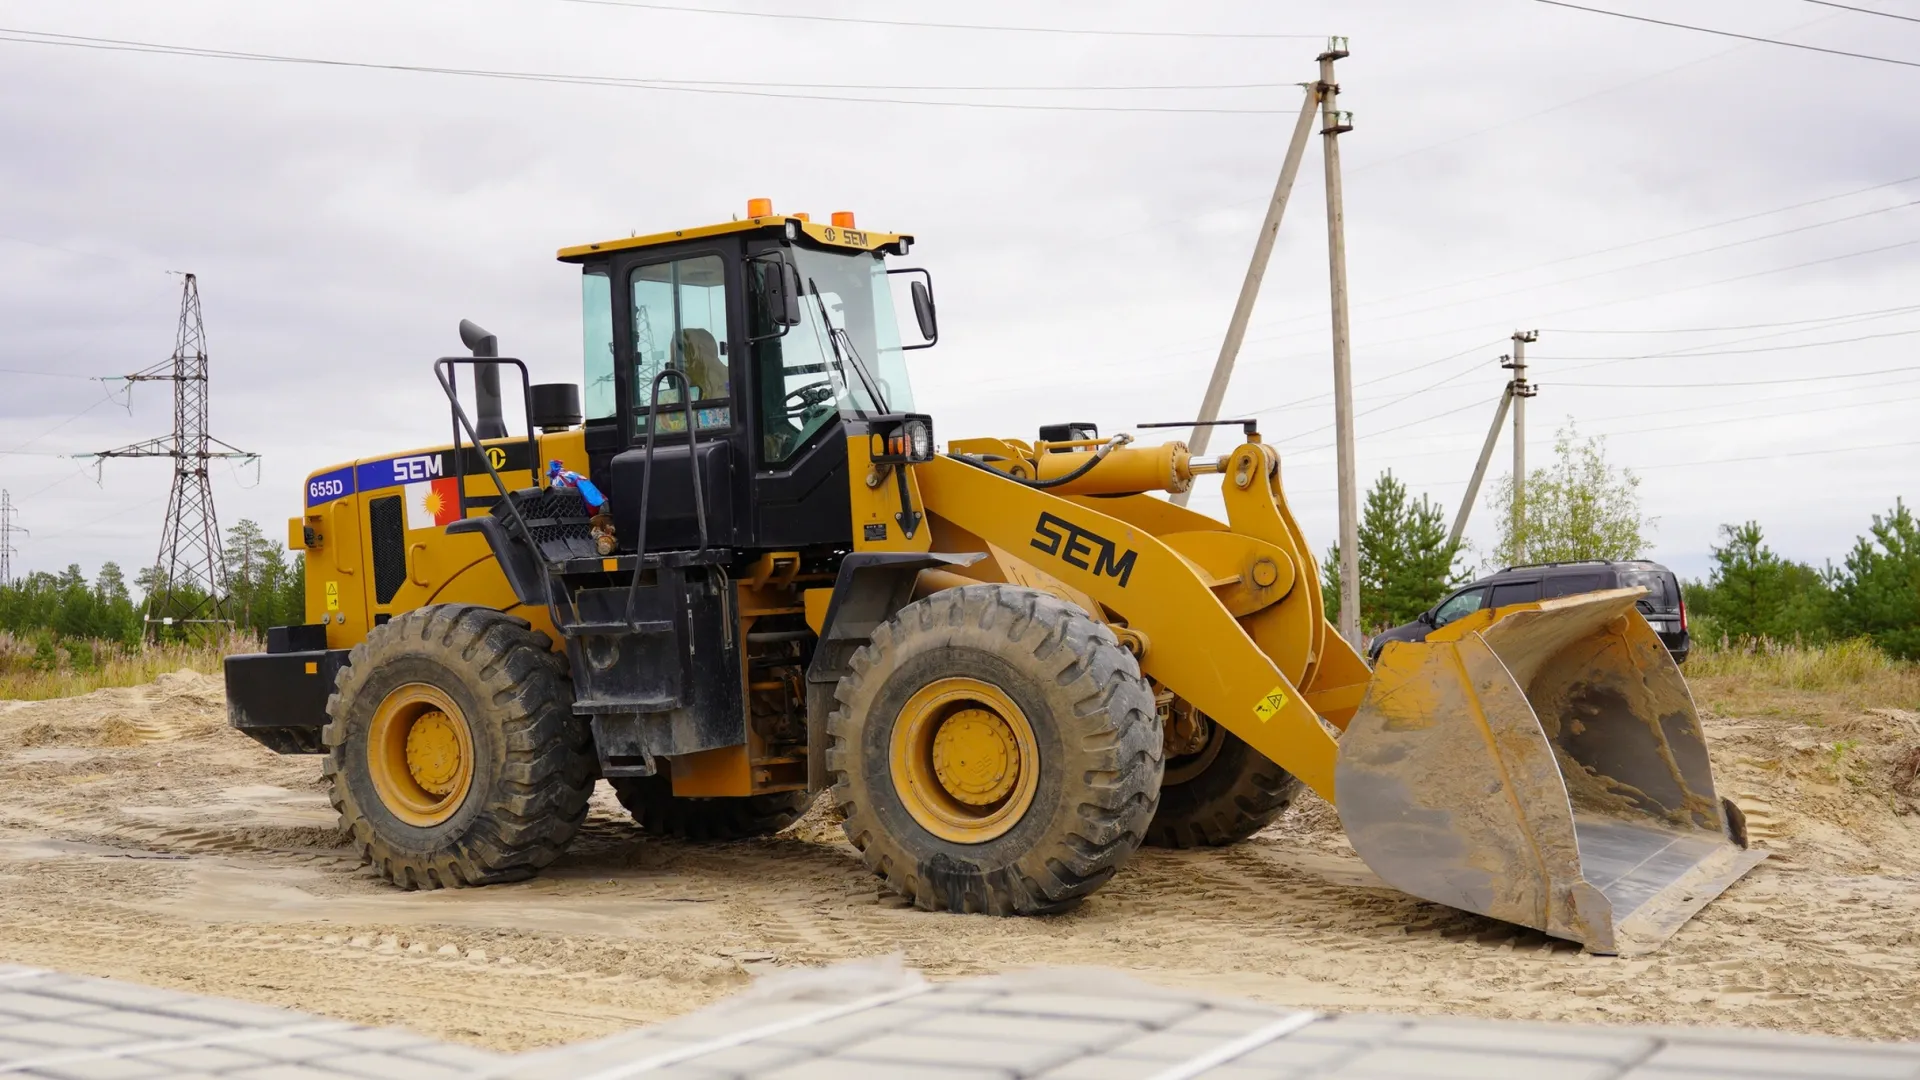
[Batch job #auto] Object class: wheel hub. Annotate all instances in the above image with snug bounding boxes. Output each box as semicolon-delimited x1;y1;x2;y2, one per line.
367;683;474;827
932;708;1020;806
890;677;1040;844
405;710;463;796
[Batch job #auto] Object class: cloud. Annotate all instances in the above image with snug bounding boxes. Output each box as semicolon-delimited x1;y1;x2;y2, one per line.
0;0;1912;588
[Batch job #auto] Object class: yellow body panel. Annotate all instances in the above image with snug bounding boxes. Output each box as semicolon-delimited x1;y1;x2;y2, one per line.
914;454;1343;800
299;430;589;653
847;434;932;554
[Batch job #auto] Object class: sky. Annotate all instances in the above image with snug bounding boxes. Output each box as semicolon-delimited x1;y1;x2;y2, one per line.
0;0;1916;588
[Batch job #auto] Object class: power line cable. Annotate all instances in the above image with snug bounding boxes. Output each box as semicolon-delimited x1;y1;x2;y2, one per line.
1534;325;1920;362
1192;232;1920;373
1276;361;1491;445
1291;386;1920;465
1633;437;1920;469
1542;301;1920;334
1530;0;1920;71
1238;338;1505;417
0;28;1290;114
1796;0;1920;25
1571;370;1920;425
1601;388;1920;438
1556;363;1920;389
1291;435;1920;495
0;368;100;380
1359;176;1920;312
1508;234;1920;327
552;0;1324;39
1540;310;1920;374
1323;199;1920;330
1129;176;1920;365
1091;5;1849;249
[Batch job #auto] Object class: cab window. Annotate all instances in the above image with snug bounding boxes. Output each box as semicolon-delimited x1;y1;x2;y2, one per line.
630;254;731;433
1432;587;1486;627
581;268;615;420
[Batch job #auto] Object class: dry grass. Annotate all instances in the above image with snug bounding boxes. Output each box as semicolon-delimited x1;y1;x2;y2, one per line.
1686;635;1920;723
0;632;258;701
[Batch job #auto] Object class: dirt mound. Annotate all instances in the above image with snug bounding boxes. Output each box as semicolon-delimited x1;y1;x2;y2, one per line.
1704;706;1920;874
0;670;227;748
3;672;1920;1049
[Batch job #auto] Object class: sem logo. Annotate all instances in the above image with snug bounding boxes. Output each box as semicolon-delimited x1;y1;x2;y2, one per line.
391;454;443;483
485;446;507;470
1031;512;1138;588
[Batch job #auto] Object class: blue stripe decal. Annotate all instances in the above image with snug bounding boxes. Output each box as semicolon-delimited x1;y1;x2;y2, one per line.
356;452;446;495
305;466;355;508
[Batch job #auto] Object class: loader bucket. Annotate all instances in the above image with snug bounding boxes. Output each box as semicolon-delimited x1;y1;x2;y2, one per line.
1335;589;1764;955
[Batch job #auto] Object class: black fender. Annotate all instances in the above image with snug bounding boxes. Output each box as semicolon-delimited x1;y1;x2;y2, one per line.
804;551;983;793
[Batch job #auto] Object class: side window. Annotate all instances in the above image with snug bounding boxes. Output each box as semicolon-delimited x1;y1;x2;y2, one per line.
581;268;615;420
630;255;731;432
751;261;837;466
1432;587;1486;627
1489;580;1543;607
1542;572;1609;599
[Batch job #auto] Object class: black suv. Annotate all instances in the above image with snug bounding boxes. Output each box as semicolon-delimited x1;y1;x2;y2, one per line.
1367;559;1690;664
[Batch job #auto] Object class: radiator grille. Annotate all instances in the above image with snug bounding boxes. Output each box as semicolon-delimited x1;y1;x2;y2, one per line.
368;495;407;605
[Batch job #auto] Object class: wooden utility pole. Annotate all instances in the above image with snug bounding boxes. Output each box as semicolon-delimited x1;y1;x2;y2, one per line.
1504;330;1538;563
1447;381;1514;552
1174;83;1324;506
1320;39;1360;647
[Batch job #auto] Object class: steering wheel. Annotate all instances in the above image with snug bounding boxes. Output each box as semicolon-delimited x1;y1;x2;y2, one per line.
784;380;837;417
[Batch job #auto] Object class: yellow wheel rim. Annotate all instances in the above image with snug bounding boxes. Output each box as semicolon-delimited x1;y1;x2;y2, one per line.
890;677;1039;844
368;683;474;827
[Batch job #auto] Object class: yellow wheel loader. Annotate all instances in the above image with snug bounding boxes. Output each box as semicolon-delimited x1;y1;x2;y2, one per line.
224;202;1762;953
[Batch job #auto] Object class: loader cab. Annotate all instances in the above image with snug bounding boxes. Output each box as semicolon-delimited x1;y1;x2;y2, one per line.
561;205;933;556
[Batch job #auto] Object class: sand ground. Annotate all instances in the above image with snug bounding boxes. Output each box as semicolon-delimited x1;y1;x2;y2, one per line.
1;670;1917;1051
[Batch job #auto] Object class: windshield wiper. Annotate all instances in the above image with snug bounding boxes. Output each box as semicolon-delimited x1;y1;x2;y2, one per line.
807;278;889;414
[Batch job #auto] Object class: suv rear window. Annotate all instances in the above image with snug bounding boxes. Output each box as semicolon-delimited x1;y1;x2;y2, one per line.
1543;571;1610;599
1489;580;1542;607
1620;569;1678;612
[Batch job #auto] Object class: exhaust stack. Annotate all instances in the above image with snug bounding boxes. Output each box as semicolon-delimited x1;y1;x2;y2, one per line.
459;319;508;440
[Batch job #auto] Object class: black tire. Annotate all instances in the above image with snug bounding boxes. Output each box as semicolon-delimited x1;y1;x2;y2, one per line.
826;584;1162;915
608;774;812;840
323;604;594;889
1144;726;1301;848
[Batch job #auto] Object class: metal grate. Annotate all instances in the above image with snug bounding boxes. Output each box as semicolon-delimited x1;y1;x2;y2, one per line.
368;496;407;604
500;488;598;562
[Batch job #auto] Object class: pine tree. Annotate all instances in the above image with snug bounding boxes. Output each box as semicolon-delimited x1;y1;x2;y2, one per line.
1701;521;1828;641
1325;470;1467;632
1490;421;1650;567
93;562;140;644
1829;499;1920;660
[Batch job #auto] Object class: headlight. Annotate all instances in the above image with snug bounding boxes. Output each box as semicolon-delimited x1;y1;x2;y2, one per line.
904;417;933;462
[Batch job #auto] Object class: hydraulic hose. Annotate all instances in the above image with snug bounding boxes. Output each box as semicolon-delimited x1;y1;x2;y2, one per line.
946;434;1132;489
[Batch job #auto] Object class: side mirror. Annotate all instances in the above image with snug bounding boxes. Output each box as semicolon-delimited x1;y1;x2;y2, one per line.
779;262;802;327
749;254;802;342
910;279;937;344
1419;610;1436;626
888;267;938;350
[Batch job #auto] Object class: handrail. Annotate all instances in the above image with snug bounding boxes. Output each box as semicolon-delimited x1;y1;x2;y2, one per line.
622;370;710;628
432;357;540;550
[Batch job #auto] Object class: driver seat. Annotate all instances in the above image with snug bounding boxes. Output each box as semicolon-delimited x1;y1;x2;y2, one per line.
677;328;728;401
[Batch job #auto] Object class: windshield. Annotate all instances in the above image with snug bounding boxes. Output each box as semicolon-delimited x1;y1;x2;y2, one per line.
789;247;914;418
1620;569;1678;612
752;246;916;464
